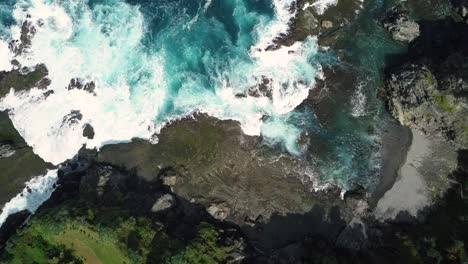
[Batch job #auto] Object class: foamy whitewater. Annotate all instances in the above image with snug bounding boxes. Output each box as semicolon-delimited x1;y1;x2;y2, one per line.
0;0;320;165
303;0;339;15
0;170;57;227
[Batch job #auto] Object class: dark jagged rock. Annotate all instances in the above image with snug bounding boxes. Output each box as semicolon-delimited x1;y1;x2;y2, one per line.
0;112;49;207
61;110;83;127
0;210;31;251
381;6;420;43
8;19;36;55
67;78;96;94
82;124;94;139
270;0;363;49
247;76;273;99
384;18;468;148
0;64;49;98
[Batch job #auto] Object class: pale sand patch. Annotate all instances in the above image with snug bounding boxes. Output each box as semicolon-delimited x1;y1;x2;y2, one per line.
374;129;457;220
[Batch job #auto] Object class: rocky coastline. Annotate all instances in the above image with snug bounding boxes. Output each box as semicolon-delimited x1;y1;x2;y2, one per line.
0;0;467;263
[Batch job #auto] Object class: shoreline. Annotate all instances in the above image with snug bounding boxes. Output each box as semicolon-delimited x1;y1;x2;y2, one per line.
368;114;412;208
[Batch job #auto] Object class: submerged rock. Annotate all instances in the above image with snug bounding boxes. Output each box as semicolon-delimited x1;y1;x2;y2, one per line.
61;110;83;127
382;6;420;42
67;78;96;94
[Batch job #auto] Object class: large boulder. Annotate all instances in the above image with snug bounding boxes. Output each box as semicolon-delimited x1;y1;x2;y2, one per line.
151;194;176;213
385;62;468;148
382;6;420;43
82;124;95;139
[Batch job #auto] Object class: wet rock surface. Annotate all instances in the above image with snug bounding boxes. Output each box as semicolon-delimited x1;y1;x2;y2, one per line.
0;64;49;98
82;123;95;139
1;0;468;263
67;78;96;95
0;111;49;207
382;6;420;42
385;17;468;148
278;0;358;49
0;210;30;251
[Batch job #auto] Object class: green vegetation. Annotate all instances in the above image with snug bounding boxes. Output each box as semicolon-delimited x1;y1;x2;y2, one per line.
1;204;233;264
433;94;457;113
424;73;437;88
158;222;230;264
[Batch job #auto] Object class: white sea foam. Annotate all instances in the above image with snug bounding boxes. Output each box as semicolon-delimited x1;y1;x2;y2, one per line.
0;40;12;71
351;80;367;117
1;0;166;164
0;170;58;227
0;0;319;164
253;0;297;50
311;0;338;15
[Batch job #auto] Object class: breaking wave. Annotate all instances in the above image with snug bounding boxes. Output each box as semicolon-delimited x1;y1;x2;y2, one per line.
0;0;321;164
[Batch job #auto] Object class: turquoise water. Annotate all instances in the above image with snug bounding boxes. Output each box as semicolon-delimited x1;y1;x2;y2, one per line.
0;0;405;190
0;0;322;164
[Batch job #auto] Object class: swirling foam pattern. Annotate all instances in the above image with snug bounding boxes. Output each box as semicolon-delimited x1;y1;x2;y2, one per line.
0;0;320;164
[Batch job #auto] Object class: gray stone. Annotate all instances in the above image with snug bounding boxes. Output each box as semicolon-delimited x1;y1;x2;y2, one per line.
82;124;95;139
321;20;334;29
151;194;175;213
385;62;468;148
382;7;420;42
207;202;230;220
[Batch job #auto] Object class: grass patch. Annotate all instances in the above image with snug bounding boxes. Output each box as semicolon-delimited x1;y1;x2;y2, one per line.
55;224;130;264
2;205;233;264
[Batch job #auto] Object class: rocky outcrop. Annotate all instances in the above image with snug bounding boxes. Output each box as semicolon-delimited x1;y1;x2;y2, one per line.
67;78;96;95
0;111;49;207
0;64;49;98
82;124;95;139
61;110;82;127
384;18;468;148
0;210;30;251
382;6;420;42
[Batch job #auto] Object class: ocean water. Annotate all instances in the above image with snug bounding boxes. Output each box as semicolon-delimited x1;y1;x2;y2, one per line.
0;0;321;165
0;0;403;197
0;169;57;227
